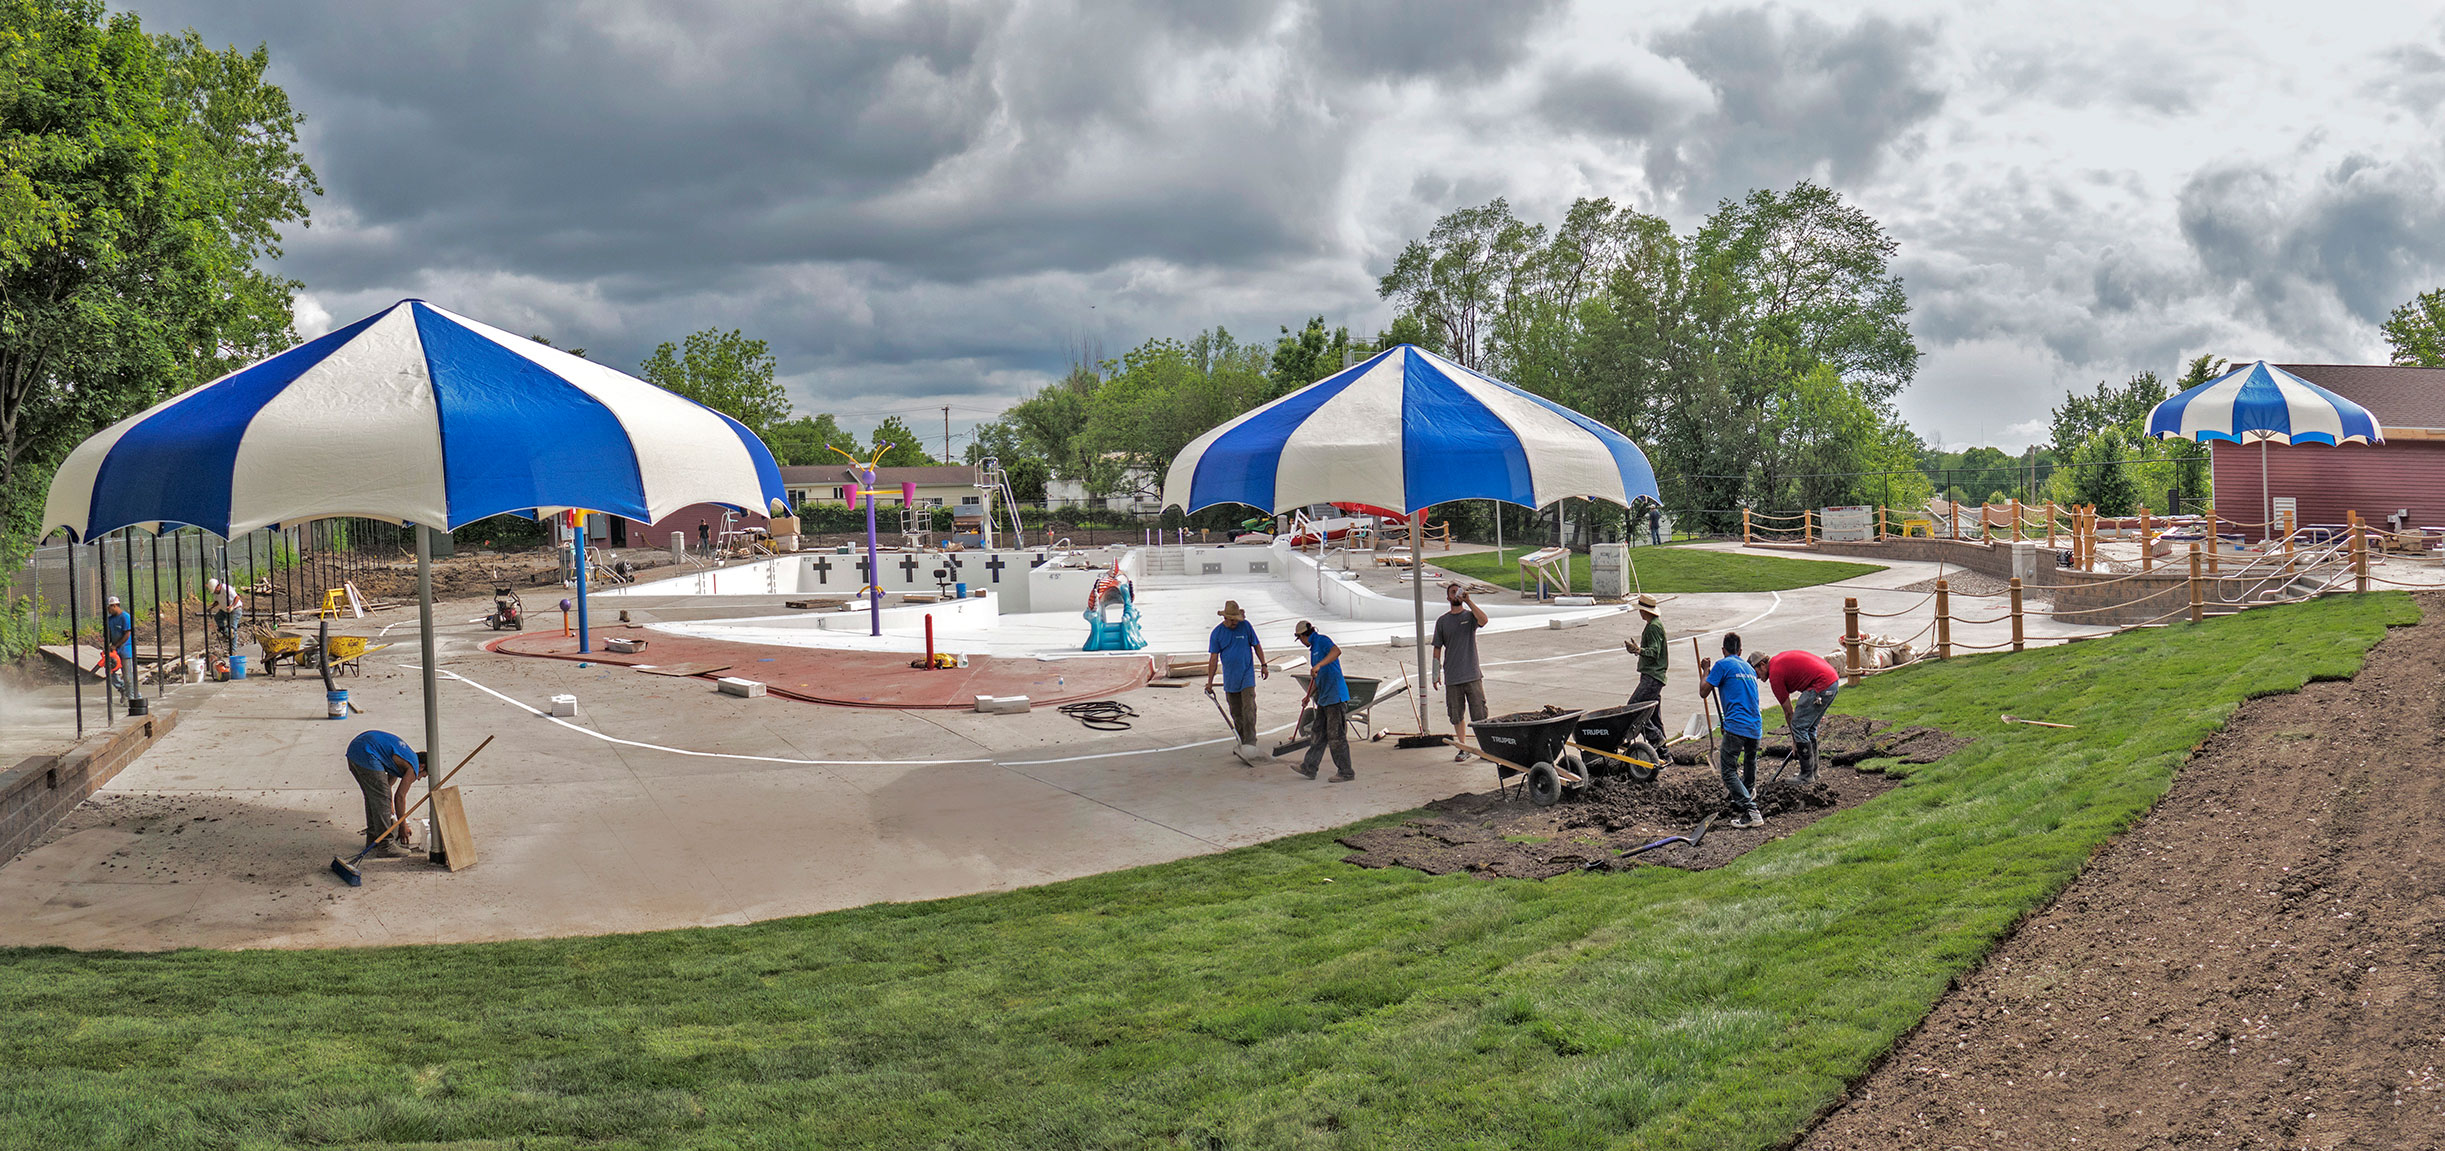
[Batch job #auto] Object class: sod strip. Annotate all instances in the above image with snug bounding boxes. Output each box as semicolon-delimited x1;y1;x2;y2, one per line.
1433;544;1885;595
0;594;2414;1150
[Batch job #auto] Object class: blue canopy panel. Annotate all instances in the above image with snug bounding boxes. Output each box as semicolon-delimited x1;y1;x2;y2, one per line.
412;302;652;525
1179;347;1394;513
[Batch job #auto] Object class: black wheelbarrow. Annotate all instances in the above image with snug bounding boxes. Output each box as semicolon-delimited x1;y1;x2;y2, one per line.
1458;708;1588;806
1563;701;1665;783
1271;674;1407;757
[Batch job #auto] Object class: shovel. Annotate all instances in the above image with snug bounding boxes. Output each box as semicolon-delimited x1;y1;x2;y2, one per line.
330;735;492;886
1206;685;1265;763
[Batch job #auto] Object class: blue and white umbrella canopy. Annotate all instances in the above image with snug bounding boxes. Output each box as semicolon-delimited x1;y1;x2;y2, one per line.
2145;360;2382;446
1162;344;1658;515
42;299;784;541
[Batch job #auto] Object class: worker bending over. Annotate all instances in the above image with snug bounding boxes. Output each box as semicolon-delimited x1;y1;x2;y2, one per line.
1698;632;1767;828
1749;648;1841;783
205;577;243;653
1290;620;1354;783
345;729;425;855
1432;582;1489;761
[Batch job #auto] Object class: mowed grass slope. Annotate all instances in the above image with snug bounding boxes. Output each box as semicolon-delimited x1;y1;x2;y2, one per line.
1435;543;1883;594
0;595;2415;1150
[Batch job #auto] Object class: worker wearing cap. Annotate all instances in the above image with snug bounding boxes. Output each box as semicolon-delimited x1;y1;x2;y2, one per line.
1205;600;1268;752
1748;648;1841;783
1621;593;1669;749
345;729;424;856
1698;631;1766;828
205;577;243;652
1290;620;1354;782
1431;582;1489;761
100;595;136;699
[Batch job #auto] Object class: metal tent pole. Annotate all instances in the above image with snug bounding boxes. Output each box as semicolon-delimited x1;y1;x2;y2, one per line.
2260;437;2271;544
574;512;591;653
416;525;443;827
1413;503;1432;733
65;535;83;739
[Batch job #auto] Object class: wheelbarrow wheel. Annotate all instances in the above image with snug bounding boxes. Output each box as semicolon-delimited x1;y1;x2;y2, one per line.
1621;737;1660;783
1526;762;1563;807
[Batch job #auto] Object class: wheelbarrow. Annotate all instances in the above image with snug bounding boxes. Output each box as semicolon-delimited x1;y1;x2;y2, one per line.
1456;708;1588;807
1563;701;1665;783
1271;673;1409;757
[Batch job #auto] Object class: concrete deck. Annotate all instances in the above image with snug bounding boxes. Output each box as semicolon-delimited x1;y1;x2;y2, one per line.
0;544;2178;951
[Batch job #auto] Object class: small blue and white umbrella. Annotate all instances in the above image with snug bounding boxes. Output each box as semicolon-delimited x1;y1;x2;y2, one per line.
1162;344;1658;729
2145;360;2382;537
42;299;784;792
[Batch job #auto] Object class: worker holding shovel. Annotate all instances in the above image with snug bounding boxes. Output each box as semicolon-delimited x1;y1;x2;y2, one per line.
1205;599;1268;762
1290;620;1354;783
1748;648;1841;783
345;729;425;856
1698;632;1767;829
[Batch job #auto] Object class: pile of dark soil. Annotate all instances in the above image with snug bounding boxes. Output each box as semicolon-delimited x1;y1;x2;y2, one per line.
1664;714;1974;768
1339;715;1964;880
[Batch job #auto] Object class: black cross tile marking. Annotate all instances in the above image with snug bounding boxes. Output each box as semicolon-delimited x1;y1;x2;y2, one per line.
985;555;1006;582
898;555;922;580
812;557;832;584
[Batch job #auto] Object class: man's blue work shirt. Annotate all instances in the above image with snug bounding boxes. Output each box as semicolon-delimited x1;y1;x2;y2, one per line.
346;730;419;777
1704;658;1765;740
104;609;134;656
1304;631;1349;707
1209;620;1261;692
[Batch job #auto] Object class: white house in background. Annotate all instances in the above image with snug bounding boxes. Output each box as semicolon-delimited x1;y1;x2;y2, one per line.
1045;456;1162;513
780;464;985;513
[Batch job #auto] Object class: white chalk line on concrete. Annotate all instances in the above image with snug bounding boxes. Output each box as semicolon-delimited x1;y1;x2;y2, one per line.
420;666;1298;770
1480;591;1784;669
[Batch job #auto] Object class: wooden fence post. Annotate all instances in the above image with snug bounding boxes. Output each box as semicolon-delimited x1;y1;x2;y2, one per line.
1804;508;1815;546
2353;511;2369;593
1743;508;1752;545
2009;578;2024;652
1878;505;1889;541
2009;498;2022;542
2187;543;2203;624
2206;499;2219;574
1951;499;1961;541
1934;579;1951;660
1843;597;1863;685
2140;505;2154;572
2045;500;2057;548
2283;510;2296;558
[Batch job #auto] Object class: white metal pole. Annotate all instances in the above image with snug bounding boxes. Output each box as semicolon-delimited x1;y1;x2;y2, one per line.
1413;505;1432;733
417;525;442;826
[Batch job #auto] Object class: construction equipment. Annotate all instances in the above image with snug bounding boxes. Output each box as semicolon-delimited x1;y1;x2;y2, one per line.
1561;701;1665;783
1271;674;1409;757
330;735;492;886
487;584;524;630
1457;708;1589;807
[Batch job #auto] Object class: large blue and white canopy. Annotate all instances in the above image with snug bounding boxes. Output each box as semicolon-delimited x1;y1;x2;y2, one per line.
1161;344;1658;515
2145;360;2383;446
42;300;785;541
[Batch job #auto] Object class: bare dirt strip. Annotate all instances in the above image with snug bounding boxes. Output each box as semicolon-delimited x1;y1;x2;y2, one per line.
1802;594;2445;1150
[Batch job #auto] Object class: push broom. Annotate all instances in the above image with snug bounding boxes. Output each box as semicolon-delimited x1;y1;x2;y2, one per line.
331;735;492;886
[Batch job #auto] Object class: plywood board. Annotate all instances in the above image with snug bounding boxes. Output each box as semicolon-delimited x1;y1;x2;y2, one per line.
634;662;732;678
430;785;477;872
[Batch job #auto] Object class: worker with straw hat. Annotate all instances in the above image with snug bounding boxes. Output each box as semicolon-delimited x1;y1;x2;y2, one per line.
1205;599;1267;757
1622;593;1670;750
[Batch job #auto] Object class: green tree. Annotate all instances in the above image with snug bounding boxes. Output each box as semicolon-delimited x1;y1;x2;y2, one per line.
1008;360;1102;487
1;0;319;557
765;414;860;467
2069;426;2140;516
1082;329;1271;497
1268;316;1355;395
1376;198;1543;368
963;421;1048;502
2382;288;2445;368
638;329;787;438
866;416;935;468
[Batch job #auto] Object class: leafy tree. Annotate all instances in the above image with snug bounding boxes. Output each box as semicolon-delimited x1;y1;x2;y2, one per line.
638;329;787;439
2069;426;2139;516
1;1;319;557
1376;198;1543;368
1268;316;1355;395
765;414;860;467
866;416;935;467
2382;288;2445;368
962;421;1048;501
1008;360;1102;487
1082;329;1270;497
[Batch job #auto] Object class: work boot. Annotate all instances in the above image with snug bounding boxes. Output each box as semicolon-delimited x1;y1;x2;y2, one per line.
1328;772;1356;783
1733;810;1767;829
1293;764;1318;780
370;837;414;858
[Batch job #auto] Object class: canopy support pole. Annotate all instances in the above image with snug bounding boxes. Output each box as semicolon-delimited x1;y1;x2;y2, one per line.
1414;504;1432;734
2260;438;2271;546
417;524;442;837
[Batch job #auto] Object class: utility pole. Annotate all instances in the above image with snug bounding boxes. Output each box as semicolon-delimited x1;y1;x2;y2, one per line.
942;406;952;465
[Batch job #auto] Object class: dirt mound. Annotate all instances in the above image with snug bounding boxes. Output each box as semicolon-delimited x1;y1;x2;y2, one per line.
1338;715;1964;880
1664;714;1974;768
1801;594;2445;1150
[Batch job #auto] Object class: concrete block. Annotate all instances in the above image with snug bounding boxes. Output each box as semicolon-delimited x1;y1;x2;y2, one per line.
717;677;767;698
548;694;578;717
1549;616;1592;630
975;694;1031;714
606;637;647;653
1386;633;1416;647
1554;595;1596;607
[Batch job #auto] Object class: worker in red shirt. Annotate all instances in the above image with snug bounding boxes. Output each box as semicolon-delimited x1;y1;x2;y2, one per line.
1747;649;1841;783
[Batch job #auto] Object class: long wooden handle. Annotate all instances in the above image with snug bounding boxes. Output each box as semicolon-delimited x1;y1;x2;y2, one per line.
1690;637;1717;753
367;735;493;845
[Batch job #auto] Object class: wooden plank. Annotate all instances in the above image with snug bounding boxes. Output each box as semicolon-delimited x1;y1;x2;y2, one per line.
634;661;732;678
430;785;478;872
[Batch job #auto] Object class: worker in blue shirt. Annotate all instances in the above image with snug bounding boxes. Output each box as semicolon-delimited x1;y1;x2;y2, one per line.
345;729;425;855
100;595;136;700
1204;599;1268;761
1698;631;1767;828
1290;620;1354;782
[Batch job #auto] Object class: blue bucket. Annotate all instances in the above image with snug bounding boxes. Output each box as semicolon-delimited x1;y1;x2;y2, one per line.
327;689;349;719
229;655;248;680
956;582;968;598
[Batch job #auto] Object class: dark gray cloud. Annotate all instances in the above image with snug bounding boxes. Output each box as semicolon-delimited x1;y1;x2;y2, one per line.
1976;38;2214;116
2178;156;2445;347
1309;0;1566;81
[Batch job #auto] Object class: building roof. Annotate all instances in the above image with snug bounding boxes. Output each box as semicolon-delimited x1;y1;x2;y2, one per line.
777;464;980;488
2276;364;2445;431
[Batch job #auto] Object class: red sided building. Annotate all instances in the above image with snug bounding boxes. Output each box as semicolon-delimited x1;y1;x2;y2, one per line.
2210;363;2445;541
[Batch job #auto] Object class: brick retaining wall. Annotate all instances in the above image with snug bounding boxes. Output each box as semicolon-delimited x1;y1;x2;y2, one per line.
1775;539;2321;627
1;709;179;865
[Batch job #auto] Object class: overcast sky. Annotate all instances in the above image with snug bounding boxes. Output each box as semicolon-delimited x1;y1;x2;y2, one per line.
133;0;2445;452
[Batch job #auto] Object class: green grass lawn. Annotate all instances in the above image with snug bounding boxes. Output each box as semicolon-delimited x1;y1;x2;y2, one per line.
0;594;2415;1150
1435;542;1883;594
